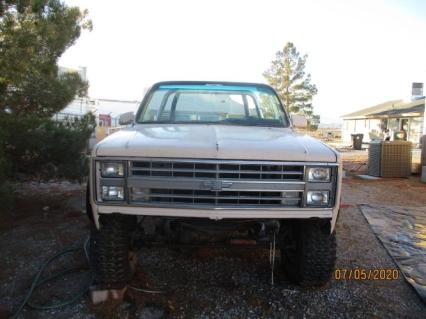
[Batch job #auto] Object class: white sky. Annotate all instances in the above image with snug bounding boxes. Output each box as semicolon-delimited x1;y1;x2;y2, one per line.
59;0;426;123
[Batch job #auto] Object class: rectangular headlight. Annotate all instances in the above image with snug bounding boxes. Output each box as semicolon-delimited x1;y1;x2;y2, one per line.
307;167;331;182
102;186;124;201
101;162;125;177
306;191;329;206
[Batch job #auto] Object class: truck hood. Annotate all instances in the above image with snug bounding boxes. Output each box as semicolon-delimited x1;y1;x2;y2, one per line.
95;124;337;162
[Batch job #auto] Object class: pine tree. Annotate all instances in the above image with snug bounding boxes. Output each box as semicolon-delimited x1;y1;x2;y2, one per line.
0;0;95;182
263;42;320;129
0;0;92;118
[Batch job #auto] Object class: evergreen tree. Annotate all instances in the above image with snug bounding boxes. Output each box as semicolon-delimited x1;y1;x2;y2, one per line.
264;42;320;129
0;0;94;183
0;0;92;118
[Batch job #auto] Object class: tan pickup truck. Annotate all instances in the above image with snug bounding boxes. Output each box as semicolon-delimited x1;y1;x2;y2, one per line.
87;81;341;290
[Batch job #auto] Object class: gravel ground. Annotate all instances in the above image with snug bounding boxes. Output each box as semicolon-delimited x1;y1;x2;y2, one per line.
1;177;426;318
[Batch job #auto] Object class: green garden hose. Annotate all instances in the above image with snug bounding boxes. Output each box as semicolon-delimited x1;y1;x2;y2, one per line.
10;235;166;318
11;237;93;319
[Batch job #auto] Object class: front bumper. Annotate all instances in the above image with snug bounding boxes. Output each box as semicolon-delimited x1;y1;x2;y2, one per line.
96;204;333;220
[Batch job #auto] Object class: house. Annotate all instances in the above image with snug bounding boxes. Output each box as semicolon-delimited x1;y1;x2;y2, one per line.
56;66;145;149
341;97;425;147
93;98;140;127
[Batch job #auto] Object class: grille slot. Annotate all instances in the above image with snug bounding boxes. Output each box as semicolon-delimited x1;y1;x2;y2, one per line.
131;188;302;207
131;160;304;181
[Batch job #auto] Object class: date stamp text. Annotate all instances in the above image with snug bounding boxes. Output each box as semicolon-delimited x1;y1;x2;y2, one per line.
334;268;400;280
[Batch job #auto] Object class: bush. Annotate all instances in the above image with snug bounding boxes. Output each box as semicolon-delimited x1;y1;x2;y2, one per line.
0;113;95;181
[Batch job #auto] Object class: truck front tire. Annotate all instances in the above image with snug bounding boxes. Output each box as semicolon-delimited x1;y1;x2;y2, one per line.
280;220;336;286
90;214;136;289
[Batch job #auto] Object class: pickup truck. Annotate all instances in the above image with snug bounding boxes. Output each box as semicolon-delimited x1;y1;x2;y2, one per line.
87;81;341;292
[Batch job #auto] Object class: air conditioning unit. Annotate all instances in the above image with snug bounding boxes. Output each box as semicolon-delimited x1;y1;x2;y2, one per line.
368;141;412;177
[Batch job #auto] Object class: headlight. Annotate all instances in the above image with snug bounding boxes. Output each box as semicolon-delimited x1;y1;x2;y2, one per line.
101;162;124;177
307;167;331;182
306;191;329;206
102;186;124;201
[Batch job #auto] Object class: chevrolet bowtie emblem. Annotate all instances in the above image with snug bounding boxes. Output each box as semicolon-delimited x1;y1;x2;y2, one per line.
202;180;233;191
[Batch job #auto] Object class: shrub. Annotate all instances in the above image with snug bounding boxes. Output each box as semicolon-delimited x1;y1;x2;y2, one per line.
0;113;95;181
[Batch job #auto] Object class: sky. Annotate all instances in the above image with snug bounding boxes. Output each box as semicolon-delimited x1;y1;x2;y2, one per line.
59;0;426;123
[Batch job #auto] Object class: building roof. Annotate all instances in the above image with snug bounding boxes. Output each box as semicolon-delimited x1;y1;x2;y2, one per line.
372;104;424;116
342;98;425;119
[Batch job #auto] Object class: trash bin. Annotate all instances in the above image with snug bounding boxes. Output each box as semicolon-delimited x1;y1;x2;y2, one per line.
422;166;426;183
351;134;364;150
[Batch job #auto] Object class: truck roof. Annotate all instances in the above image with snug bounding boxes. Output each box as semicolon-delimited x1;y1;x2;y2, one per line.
150;81;275;91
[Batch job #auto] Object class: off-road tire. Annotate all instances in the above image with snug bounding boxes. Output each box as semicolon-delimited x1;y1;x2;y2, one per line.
280;219;336;286
86;183;94;222
90;214;137;289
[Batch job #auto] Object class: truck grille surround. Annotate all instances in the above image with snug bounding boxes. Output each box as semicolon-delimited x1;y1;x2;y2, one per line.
96;158;338;209
127;159;308;208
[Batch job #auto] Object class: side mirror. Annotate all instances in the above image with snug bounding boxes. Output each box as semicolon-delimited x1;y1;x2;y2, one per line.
119;112;135;125
291;114;308;129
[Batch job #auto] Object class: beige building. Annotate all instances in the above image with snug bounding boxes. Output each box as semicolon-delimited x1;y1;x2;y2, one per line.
341;98;425;147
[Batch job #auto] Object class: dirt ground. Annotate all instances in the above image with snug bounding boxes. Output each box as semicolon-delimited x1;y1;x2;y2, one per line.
1;171;426;318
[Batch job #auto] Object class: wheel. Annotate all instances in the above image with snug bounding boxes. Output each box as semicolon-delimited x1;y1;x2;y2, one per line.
280;219;336;286
90;214;137;289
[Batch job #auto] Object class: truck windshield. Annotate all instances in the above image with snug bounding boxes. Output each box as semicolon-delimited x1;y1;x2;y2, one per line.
137;84;289;127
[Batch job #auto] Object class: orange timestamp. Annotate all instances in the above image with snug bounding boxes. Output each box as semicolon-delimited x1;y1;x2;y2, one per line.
334;268;400;280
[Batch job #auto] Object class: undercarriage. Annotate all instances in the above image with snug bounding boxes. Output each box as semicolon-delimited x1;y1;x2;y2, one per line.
89;213;336;296
135;217;282;247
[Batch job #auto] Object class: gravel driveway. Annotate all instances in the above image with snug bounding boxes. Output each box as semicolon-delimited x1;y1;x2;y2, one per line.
1;177;425;318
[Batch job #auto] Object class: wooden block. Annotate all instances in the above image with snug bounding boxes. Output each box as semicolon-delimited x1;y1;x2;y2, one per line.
89;286;127;305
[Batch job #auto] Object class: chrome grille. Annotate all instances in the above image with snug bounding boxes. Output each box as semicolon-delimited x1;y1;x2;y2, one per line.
131;160;304;181
126;159;306;208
